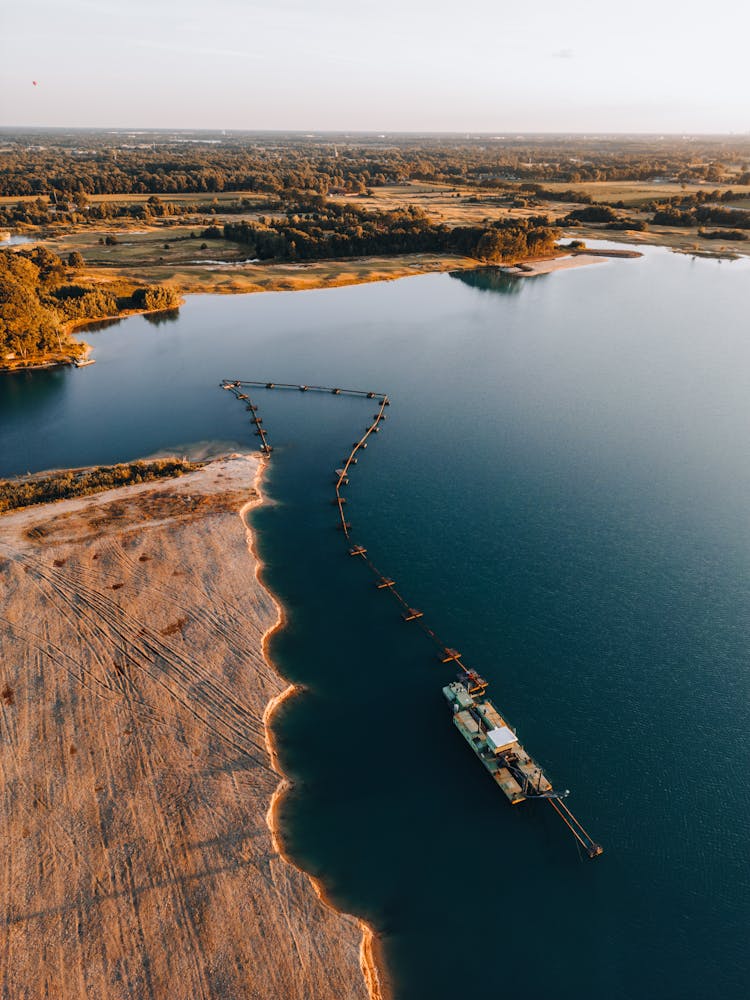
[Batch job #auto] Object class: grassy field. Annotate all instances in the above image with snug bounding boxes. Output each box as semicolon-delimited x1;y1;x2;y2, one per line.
329;178;750;211
83;252;479;295
46;225;249;268
6;178;748;211
567;224;749;258
328;183;546;226
34;222;477;294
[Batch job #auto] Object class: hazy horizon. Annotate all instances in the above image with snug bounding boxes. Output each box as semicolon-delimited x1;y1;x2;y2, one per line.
1;0;749;134
2;127;749;138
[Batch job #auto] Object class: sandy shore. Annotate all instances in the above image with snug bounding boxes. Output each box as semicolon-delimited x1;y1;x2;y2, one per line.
500;253;609;276
0;455;378;999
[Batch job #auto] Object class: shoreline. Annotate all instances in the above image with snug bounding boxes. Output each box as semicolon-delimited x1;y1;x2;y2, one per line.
499;246;643;277
0;255;470;375
247;458;390;1000
0;453;375;998
500;253;608;277
0;303;183;375
1;246;618;375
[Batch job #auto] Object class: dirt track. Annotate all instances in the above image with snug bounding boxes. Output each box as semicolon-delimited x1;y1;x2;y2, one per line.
0;455;369;999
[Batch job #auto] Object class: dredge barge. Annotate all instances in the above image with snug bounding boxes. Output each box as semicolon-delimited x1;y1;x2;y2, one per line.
444;681;553;804
444;679;603;857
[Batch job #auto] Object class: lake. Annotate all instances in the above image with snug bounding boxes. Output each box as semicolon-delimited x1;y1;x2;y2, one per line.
1;245;748;999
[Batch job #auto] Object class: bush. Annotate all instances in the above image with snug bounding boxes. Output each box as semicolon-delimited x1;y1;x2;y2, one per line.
698;228;747;241
565;205;619;223
50;285;118;320
604;217;649;231
130;285;181;311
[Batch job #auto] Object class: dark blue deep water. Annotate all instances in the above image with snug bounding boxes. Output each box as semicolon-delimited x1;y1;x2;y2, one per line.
1;246;749;999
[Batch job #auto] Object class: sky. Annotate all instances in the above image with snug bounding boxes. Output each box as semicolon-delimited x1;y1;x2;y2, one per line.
1;0;748;133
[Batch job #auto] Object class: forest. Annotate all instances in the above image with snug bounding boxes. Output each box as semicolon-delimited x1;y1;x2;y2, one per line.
222;201;558;263
1;130;748;200
0;247;179;365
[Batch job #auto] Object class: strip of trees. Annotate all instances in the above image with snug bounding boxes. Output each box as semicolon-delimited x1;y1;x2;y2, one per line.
223;200;559;264
651;205;750;229
0;193;284;231
0;459;200;513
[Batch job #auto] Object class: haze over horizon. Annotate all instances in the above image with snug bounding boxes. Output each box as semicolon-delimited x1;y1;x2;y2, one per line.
1;0;748;134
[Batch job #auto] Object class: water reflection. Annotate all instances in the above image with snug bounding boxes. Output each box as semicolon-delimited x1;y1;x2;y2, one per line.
0;366;67;411
450;266;524;295
0;368;68;472
75;317;124;334
142;308;181;327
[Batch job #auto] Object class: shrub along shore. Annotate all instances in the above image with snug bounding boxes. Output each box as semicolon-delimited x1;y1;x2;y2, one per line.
0;459;202;514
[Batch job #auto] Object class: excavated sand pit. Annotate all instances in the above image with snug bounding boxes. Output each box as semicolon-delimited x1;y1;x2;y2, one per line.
0;454;375;1000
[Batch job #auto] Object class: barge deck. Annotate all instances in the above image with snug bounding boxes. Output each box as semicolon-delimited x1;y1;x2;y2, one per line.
444;680;602;857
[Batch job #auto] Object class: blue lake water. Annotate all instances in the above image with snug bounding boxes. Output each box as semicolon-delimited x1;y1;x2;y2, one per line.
1;246;749;998
0;235;35;247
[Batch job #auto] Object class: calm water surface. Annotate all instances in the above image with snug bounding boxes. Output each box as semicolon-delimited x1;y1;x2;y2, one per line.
0;235;35;247
1;246;748;999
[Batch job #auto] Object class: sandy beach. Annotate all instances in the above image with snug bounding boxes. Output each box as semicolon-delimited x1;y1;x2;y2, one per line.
500;253;609;276
0;455;378;999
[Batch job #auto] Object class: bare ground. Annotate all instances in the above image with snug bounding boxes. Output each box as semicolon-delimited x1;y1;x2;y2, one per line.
0;455;373;1000
500;253;610;276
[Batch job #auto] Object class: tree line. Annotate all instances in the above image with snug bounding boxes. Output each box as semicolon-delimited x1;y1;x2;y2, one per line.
0;193;283;231
221;199;559;264
651;205;750;230
1;131;748;200
0;459;200;513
